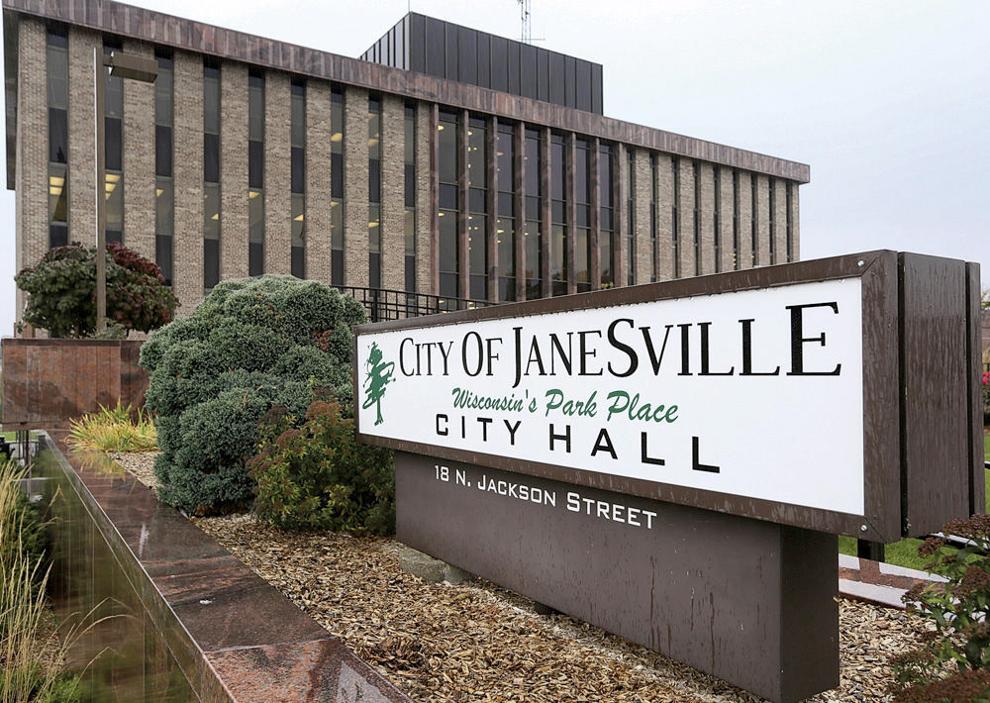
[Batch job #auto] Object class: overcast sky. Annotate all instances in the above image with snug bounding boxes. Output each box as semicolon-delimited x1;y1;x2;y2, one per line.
1;0;987;336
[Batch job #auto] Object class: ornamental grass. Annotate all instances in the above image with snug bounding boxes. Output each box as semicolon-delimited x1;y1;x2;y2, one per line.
68;402;157;453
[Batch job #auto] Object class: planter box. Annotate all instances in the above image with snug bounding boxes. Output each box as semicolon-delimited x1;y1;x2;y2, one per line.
1;338;148;429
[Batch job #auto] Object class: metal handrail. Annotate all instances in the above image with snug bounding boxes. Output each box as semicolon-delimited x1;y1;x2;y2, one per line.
332;285;496;322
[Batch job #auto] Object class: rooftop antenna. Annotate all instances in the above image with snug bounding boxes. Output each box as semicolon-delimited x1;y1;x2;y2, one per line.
517;0;532;44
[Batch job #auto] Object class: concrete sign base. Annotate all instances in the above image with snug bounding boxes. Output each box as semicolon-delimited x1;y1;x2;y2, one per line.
396;452;839;703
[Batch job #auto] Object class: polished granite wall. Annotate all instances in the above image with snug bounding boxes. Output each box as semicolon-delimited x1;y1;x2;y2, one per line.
35;433;410;703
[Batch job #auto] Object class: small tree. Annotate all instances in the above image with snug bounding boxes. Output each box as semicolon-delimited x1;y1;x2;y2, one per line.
15;242;177;338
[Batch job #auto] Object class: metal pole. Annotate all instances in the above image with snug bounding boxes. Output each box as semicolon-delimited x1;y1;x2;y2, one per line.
94;48;107;335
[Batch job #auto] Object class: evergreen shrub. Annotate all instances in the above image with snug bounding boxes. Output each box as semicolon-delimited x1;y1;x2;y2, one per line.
141;275;365;514
249;401;394;534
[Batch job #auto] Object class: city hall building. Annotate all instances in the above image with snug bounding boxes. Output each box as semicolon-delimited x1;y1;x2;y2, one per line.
3;0;809;321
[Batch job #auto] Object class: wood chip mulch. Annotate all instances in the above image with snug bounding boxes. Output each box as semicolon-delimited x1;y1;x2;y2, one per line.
190;512;928;703
111;452;926;702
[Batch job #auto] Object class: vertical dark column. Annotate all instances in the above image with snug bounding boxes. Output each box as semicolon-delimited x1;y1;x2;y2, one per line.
458;109;469;302
565;132;577;295
486;116;499;302
430;103;440;294
589;137;600;289
513;122;526;301
613;143;625;288
539;126;552;298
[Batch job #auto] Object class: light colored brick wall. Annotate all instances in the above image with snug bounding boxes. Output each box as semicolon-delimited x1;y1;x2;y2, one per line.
171;50;204;313
773;178;788;265
717;166;735;272
736;171;753;269
676;158;695;278
415;101;433;293
343;85;369;287
67;27;98;251
305;80;332;282
122;39;155;261
380;94;405;291
755;174;771;266
632;149;651;284
698;162;716;275
220;61;248;279
790;184;800;261
15;18;47;321
655;153;674;281
264;71;291;275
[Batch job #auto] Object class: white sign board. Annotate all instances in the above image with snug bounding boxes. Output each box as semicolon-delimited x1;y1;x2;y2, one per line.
356;278;865;516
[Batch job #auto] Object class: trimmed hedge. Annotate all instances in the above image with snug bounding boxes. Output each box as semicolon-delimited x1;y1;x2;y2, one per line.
141;275;365;514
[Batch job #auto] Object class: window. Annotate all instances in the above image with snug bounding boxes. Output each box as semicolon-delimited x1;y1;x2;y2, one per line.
368;95;381;288
599;143;614;288
203;59;221;289
330;86;345;283
46;29;68;249
713;167;721;274
732;170;740;270
467;116;487;300
626;151;634;286
155;50;174;284
650;154;658;282
496;122;515;301
104;39;124;244
523;128;542;299
574;138;591;292
404;103;416;293
291;79;306;278
671;157;680;278
550;133;567;296
768;180;776;265
693;161;701;276
248;70;264;276
438;110;459;300
751;175;758;267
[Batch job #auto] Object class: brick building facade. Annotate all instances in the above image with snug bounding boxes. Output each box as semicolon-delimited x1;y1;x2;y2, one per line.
3;0;809;321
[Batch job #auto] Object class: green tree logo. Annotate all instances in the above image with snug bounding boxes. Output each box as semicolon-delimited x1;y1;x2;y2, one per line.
362;342;396;426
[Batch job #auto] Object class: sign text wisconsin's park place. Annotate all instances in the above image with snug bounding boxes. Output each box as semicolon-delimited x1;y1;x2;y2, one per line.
355;251;984;703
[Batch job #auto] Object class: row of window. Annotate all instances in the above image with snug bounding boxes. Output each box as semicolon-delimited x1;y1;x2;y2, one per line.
41;29;794;299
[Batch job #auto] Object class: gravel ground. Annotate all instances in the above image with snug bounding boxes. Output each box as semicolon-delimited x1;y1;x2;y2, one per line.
112;452;925;702
191;513;927;703
110;451;158;491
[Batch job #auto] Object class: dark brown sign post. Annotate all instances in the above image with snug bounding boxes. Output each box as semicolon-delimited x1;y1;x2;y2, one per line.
355;251;983;703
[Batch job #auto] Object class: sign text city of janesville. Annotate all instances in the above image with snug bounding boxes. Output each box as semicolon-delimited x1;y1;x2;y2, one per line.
357;277;865;517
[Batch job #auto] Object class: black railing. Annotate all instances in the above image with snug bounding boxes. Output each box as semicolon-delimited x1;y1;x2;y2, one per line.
334;286;496;322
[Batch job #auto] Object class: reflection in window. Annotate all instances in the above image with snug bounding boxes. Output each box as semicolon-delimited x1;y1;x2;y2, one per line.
404;104;416;293
467;116;487;300
574;138;591;292
291;79;306;278
599;143;614;288
155;50;174;284
714;166;722;273
523;128;542;299
203;59;221;290
751;174;758;267
248;70;264;275
438;110;459;300
550;133;567;296
46;29;68;248
330;86;345;283
672;157;680;278
768;179;776;265
650;154;658;282
496;122;515;301
626;151;634;286
368;95;381;288
104;39;124;244
693;161;701;276
732;170;740;271
785;182;794;263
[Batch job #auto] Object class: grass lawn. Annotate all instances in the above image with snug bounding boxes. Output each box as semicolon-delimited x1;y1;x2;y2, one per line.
839;433;990;571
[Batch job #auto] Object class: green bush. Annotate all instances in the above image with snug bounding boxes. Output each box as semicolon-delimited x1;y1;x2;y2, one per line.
14;242;177;338
250;401;394;534
141;275;365;515
893;515;990;699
